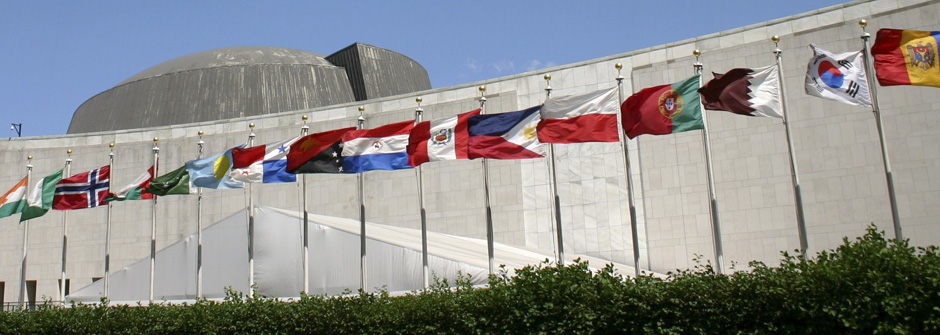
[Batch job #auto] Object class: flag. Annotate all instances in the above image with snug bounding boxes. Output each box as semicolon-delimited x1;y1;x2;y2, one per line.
21;170;63;221
0;176;28;219
106;166;154;201
341;120;414;173
621;74;704;139
52;166;110;210
537;88;620;143
408;109;480;167
468;105;546;159
871;28;940;87
699;66;783;118
287;127;356;174
804;44;872;106
230;136;301;183
185;146;245;189
145;165;193;196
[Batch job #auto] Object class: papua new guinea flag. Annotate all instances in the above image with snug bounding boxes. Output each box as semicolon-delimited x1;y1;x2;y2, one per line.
287;127;356;174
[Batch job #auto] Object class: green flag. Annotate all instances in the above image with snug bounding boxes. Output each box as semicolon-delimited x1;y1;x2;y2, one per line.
145;165;192;196
21;169;63;222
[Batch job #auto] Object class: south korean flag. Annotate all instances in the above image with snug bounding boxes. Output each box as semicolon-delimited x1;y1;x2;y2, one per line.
804;44;872;107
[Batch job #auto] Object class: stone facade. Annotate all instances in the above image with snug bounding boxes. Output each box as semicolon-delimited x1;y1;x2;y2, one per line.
1;0;938;304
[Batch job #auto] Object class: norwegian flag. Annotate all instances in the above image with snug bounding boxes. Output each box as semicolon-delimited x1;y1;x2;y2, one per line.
53;165;111;210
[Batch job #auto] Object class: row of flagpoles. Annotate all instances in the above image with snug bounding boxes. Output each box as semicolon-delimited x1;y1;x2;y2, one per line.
0;21;931;305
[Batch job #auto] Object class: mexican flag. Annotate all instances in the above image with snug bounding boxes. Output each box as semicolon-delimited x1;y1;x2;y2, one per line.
145;165;194;196
21;169;63;221
107;166;154;201
621;74;704;139
0;176;28;219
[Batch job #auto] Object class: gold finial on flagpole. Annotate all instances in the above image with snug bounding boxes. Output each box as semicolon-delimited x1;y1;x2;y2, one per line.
109;143;115;158
248;123;255;129
301;115;309;133
67;149;72;155
616;63;624;81
478;85;486;102
544;74;552;92
357;106;365;121
772;35;780;46
544;74;551;81
198;130;204;137
28;155;33;161
153;137;159;143
859;19;868;29
416;97;422;105
693;49;701;60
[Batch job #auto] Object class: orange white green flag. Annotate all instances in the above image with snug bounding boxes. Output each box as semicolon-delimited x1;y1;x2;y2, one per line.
0;176;28;219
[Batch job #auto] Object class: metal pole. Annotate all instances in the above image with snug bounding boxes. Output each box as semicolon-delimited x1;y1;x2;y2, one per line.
414;97;430;289
60;149;72;303
772;36;809;253
19;156;33;308
150;138;159;304
615;64;643;277
479;86;496;275
247;124;256;290
105;143;114;299
693;49;725;274
196;131;204;298
300;116;310;295
543;74;565;265
356;107;367;292
859;19;902;240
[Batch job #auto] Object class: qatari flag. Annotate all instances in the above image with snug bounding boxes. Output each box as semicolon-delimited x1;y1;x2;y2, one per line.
52;165;111;210
698;65;783;118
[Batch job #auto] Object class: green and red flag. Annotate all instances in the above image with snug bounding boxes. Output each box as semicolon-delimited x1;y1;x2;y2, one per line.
145;165;193;196
106;166;154;201
621;74;704;139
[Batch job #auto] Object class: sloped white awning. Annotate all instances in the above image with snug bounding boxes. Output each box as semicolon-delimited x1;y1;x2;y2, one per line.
69;206;646;304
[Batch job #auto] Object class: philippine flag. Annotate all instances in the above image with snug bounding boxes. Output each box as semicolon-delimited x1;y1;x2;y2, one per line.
804;44;871;106
341;120;414;173
52;166;111;210
468;105;546;159
230;136;301;183
407;109;480;167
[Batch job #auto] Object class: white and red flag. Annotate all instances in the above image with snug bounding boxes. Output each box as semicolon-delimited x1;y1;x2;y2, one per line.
537;88;620;143
407;109;480;167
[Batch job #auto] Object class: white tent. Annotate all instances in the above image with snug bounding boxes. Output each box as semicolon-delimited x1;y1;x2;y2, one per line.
69;206;644;304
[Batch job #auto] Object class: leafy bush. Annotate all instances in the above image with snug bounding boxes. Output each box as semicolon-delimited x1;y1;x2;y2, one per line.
1;225;937;334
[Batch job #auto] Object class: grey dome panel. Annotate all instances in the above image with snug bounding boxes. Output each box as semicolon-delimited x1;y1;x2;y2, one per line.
67;45;431;134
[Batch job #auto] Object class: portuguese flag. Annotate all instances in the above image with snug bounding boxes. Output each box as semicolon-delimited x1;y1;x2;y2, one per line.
871;28;940;88
621;74;704;139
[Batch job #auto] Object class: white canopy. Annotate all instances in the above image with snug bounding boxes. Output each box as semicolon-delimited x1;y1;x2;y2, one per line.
69;206;645;304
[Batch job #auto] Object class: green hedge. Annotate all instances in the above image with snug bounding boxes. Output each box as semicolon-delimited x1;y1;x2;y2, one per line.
2;225;938;334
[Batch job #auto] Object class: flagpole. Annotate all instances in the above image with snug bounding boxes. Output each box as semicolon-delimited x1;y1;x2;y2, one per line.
300;115;310;295
356;106;367;292
693;49;725;274
196;131;204;298
479;86;496;275
60;149;72;303
414;97;430;289
772;36;810;253
104;143;114;299
859;19;902;240
615;64;643;277
247;124;256;290
543;74;565;265
150;138;159;305
19;155;33;309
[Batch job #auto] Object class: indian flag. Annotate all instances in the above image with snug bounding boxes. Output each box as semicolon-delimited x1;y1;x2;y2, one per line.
0;176;28;219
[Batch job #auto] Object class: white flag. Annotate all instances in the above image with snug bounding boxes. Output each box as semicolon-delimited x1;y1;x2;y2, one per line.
804;44;872;106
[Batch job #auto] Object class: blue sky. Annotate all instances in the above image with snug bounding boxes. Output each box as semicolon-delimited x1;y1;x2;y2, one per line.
1;0;848;137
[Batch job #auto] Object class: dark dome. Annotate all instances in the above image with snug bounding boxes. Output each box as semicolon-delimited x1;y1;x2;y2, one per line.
68;44;431;134
118;47;334;85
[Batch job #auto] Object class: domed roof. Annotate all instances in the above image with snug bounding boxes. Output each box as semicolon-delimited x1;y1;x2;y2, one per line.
119;46;333;85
